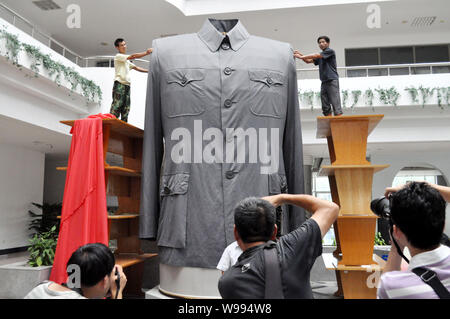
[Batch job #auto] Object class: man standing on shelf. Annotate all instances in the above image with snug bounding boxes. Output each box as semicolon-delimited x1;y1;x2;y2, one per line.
294;36;343;117
110;38;152;122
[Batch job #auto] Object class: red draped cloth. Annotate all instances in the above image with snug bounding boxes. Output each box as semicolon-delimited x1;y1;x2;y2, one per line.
50;114;115;284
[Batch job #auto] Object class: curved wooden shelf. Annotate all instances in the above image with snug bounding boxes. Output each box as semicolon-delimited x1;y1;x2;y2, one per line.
115;253;158;268
319;164;389;177
61;118;143;138
57;166;141;177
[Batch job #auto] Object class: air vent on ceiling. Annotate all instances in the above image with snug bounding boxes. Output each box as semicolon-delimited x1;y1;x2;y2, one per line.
411;16;436;27
32;0;61;11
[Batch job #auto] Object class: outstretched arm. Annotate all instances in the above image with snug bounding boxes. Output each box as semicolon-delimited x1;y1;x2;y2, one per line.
263;194;339;237
293;50;321;64
385;182;450;203
127;48;153;60
132;66;148;73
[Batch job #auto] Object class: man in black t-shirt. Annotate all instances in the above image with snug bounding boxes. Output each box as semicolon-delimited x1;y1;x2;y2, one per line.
294;36;343;116
218;195;339;299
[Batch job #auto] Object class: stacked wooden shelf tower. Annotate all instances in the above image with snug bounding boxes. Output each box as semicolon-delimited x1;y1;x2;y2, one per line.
317;114;388;299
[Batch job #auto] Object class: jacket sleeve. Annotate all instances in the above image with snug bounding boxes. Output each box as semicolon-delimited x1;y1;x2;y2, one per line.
283;47;306;231
139;40;164;239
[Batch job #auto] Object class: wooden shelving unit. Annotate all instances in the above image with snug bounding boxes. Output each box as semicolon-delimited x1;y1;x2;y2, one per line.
58;118;157;297
317;114;388;299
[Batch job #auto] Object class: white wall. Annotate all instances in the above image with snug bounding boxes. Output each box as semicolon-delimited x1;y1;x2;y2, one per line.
0;144;44;250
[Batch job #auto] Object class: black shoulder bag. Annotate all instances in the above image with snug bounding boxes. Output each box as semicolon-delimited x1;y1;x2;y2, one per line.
263;241;285;299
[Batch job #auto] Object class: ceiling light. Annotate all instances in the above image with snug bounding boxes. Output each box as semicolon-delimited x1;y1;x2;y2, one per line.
32;0;61;11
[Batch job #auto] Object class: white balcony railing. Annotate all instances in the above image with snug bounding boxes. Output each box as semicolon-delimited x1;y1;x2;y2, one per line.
297;62;450;80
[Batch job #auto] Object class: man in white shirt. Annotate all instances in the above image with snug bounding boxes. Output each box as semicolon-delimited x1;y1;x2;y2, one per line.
110;38;152;122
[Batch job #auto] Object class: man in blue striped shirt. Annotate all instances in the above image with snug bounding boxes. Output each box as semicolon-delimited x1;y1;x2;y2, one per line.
378;182;450;299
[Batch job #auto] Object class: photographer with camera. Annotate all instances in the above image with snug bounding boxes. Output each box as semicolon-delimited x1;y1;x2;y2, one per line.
374;182;450;299
25;243;127;299
218;194;339;299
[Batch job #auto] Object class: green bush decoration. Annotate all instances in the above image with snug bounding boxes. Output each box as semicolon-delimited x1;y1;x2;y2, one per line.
405;86;419;104
418;85;435;107
351;90;361;110
374;232;387;246
0;27;102;105
364;89;374;111
341;90;349;108
28;226;57;267
302;90;315;110
375;87;400;106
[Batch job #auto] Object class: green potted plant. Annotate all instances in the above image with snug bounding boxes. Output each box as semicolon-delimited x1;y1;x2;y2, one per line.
0;204;60;298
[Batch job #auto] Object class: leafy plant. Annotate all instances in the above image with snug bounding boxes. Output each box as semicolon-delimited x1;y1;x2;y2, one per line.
404;86;419;104
374;232;387;246
375;87;400;106
301;90;315;110
351;90;362;110
341;90;349;108
28;202;61;236
28;226;57;267
364;89;374;111
0;27;102;104
418;85;435;107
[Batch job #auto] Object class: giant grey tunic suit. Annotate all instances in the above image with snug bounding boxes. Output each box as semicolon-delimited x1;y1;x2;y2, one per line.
140;19;305;268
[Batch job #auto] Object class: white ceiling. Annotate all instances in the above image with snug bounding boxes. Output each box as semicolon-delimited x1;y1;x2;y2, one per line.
1;0;448;58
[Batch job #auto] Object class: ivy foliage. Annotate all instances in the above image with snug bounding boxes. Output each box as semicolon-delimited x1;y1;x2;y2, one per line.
0;27;102;104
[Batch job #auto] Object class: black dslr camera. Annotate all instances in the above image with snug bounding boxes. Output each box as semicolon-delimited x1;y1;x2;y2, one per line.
370;196;391;220
370;195;411;263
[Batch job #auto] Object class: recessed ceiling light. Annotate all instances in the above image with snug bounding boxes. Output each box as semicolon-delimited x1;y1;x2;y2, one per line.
401;20;408;24
32;0;61;11
100;42;109;46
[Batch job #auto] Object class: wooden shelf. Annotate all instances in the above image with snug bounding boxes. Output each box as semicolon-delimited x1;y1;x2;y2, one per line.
318;164;389;177
322;253;385;271
61;118;143;138
57;166;141;177
58;214;139;220
316;114;384;139
115;253;158;268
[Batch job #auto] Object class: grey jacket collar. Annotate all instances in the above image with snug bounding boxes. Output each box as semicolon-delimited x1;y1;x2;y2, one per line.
197;18;250;52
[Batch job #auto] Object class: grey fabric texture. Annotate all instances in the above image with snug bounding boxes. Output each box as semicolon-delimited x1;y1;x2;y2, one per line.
139;18;305;268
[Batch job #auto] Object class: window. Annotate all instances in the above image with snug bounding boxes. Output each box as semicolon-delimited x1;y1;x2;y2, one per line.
345;44;450;76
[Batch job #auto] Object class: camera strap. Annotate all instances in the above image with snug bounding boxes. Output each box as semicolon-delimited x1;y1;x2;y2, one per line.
263;241;284;299
412;267;450;299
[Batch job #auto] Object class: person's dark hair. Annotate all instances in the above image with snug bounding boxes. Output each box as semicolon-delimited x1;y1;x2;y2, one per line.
114;38;125;47
234;197;276;243
317;36;330;44
66;243;115;287
390;182;446;250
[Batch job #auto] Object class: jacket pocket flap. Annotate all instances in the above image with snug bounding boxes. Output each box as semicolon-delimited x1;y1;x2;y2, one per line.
249;69;284;86
166;68;205;86
160;173;189;196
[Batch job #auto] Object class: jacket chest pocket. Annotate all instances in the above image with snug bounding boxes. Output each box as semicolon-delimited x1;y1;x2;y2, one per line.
163;68;206;118
248;69;287;119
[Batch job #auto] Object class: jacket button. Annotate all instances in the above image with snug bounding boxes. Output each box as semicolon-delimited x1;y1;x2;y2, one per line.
266;77;273;85
163;186;171;194
221;43;230;50
224;67;233;75
181;77;187;85
224;99;233;108
225;171;235;179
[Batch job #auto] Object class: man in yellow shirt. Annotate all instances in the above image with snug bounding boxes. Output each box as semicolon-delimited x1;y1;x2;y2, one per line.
110;38;152;122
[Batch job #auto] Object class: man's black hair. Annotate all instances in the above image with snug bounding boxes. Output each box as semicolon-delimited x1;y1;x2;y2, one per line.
114;38;125;47
66;243;115;287
390;182;446;250
317;36;330;44
234;197;275;243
